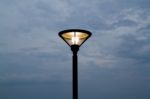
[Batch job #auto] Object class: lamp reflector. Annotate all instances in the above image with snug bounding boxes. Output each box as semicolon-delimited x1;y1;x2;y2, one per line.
59;29;91;46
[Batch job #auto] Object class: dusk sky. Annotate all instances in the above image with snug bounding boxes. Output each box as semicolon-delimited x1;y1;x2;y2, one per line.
0;0;150;99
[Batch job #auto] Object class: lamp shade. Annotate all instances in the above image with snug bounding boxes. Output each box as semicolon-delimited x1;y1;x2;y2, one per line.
59;29;92;46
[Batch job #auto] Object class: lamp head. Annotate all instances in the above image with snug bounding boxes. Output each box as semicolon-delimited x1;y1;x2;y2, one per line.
59;29;92;47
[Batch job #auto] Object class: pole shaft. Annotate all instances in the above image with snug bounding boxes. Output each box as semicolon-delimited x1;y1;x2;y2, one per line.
73;53;78;99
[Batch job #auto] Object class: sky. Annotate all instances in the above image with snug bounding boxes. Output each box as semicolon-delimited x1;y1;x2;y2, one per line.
0;0;150;99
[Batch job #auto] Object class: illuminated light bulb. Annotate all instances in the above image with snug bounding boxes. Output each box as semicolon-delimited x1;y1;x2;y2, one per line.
72;36;79;45
59;29;92;46
75;37;79;44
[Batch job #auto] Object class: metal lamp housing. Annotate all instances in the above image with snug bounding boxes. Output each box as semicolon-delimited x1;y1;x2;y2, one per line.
59;29;92;47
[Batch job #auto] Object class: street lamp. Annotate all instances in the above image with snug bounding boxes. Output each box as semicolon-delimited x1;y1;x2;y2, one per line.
59;29;92;99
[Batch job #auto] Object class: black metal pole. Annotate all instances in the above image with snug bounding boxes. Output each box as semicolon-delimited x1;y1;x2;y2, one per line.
71;45;79;99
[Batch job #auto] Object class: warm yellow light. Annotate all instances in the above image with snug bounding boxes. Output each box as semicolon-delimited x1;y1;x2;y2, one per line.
62;32;89;40
59;29;91;46
62;32;89;45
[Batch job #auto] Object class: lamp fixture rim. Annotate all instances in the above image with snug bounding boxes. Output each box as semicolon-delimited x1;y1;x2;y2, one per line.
59;29;92;37
59;29;92;47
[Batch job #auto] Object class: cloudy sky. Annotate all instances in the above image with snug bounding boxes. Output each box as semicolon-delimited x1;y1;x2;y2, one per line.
0;0;150;99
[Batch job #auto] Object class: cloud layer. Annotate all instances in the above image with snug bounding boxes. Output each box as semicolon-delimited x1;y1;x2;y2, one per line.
0;0;150;99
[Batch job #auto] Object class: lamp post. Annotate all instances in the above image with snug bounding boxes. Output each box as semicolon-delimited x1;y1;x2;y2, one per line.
59;29;92;99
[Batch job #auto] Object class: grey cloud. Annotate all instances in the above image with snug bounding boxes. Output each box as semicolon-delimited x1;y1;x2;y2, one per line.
0;0;150;99
116;30;150;62
0;52;71;83
113;19;137;27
